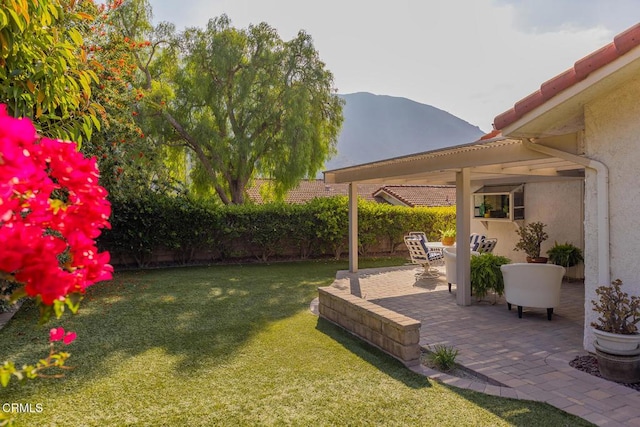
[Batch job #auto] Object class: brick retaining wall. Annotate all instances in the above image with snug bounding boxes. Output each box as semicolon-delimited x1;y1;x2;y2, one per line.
317;286;421;366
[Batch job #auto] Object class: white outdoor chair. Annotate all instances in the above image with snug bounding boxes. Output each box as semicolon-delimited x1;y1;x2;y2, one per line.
409;231;428;242
409;230;445;259
470;233;485;251
443;247;480;293
500;263;566;320
476;238;497;253
404;235;443;279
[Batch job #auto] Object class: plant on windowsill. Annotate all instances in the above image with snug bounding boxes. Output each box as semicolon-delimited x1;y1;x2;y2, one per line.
591;279;640;382
480;202;492;218
514;221;548;263
440;228;456;246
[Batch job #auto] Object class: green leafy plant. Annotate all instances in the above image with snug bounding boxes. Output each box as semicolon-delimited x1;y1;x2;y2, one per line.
591;279;640;335
427;344;459;372
440;228;456;238
100;194;457;266
470;253;511;300
1;328;75;387
439;227;456;246
514;221;548;259
480;202;493;212
547;242;583;268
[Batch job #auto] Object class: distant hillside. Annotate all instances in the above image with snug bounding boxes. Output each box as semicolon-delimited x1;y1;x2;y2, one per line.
324;92;485;171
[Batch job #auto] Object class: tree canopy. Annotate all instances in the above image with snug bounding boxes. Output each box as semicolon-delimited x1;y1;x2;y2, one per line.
80;0;173;197
123;11;343;204
1;0;344;204
0;0;172;196
0;0;101;142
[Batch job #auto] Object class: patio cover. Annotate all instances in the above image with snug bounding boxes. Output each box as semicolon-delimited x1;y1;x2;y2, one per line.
324;22;640;314
323;136;585;306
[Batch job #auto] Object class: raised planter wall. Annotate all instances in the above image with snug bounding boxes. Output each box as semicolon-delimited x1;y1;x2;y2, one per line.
317;286;421;366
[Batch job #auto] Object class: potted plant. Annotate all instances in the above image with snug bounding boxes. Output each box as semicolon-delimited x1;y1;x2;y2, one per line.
440;228;456;246
470;253;511;302
591;279;640;352
591;279;640;383
547;242;583;268
547;242;583;279
480;202;492;218
514;221;548;263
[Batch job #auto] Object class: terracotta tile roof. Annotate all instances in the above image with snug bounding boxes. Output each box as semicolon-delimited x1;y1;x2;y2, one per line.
246;179;379;204
373;185;456;207
493;23;640;131
246;179;455;207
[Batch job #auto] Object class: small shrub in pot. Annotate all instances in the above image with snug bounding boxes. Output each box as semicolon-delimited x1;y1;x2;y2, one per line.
514;221;548;261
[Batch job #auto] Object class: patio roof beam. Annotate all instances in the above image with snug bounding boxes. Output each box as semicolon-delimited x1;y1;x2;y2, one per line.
470;165;563;176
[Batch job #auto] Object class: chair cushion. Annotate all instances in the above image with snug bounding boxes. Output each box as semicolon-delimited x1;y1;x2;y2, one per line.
428;251;443;261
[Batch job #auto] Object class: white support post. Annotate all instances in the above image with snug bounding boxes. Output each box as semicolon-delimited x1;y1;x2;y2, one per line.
348;182;359;273
456;168;472;306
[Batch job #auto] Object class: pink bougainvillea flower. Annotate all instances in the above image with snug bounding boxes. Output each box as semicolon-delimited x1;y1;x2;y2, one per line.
0;104;112;306
49;328;65;342
63;331;77;345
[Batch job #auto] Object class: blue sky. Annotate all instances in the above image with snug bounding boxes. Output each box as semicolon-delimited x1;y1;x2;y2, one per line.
148;0;640;132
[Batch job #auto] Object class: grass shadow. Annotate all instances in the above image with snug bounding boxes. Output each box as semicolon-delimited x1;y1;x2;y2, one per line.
315;317;431;390
443;383;596;426
0;259;407;396
0;258;594;426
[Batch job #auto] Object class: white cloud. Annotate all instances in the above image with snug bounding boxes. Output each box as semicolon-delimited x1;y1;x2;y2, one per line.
494;0;640;33
149;0;634;131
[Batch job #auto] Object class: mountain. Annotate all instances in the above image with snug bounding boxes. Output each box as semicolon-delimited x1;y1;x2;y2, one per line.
324;92;485;171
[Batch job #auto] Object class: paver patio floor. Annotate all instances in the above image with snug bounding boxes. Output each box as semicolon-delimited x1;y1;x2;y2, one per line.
330;265;640;427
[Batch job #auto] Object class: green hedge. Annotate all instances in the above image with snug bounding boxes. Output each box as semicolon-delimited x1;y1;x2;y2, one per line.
99;194;456;267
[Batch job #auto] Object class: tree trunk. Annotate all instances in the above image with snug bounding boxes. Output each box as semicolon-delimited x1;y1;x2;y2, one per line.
229;179;245;204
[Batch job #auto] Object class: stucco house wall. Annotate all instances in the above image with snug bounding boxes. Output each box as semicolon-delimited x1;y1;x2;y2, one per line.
470;180;584;272
583;74;640;350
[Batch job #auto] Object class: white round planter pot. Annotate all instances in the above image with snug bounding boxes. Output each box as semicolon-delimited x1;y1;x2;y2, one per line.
593;328;640;354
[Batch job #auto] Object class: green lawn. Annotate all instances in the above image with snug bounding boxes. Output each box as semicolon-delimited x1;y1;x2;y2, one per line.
0;259;592;426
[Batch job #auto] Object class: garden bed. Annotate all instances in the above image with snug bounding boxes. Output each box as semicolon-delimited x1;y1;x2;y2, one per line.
570;354;640;391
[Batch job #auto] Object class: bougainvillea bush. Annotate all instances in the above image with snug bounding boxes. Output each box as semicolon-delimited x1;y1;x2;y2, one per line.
0;105;112;388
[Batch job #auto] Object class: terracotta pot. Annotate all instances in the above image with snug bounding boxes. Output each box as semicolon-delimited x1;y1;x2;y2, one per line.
441;237;455;246
526;257;548;263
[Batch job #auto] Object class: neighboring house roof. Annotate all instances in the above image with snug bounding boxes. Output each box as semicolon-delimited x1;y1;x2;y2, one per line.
246;179;455;206
493;23;640;131
373;185;455;207
246;179;379;204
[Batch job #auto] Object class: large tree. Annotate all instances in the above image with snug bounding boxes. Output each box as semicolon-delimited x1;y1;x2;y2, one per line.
116;6;343;204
